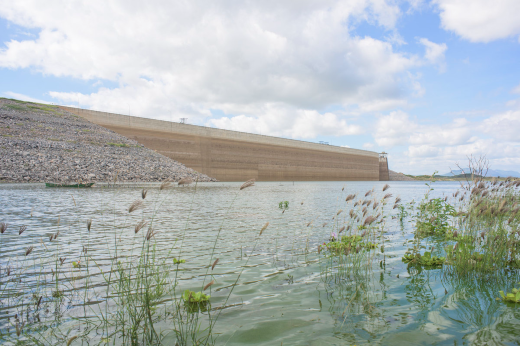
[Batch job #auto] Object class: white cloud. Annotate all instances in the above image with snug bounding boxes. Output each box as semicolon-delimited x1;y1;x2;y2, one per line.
480;110;520;142
433;0;520;42
512;83;520;95
373;108;520;174
0;0;434;137
373;111;417;147
2;91;52;104
208;105;363;139
419;38;447;72
362;142;375;149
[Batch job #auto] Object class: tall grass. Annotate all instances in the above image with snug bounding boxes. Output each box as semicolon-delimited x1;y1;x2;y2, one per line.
0;178;266;345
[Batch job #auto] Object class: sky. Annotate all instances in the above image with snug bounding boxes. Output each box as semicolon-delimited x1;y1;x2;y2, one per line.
0;0;519;175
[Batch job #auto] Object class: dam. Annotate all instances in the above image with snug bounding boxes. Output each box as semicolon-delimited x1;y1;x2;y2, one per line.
59;106;389;182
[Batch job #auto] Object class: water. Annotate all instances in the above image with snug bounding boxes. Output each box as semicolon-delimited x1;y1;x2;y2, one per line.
1;181;519;345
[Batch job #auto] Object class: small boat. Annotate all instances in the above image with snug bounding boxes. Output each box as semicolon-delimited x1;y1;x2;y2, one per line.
45;182;95;188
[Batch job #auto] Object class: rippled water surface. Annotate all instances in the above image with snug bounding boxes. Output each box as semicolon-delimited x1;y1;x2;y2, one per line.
1;181;520;345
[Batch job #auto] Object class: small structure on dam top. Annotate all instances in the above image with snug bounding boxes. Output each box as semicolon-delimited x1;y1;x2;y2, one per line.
379;152;390;181
59;106;390;182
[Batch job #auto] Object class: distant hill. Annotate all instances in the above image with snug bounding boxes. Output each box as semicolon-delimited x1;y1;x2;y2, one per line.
440;168;520;178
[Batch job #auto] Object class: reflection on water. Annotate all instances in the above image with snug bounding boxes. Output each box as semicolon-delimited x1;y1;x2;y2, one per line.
1;181;519;345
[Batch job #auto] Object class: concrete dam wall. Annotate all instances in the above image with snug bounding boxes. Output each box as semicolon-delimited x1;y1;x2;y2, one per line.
59;106;388;182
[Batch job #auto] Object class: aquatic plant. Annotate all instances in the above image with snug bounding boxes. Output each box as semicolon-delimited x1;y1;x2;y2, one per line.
498;284;520;303
279;200;289;212
325;235;377;255
402;251;445;267
173;258;186;264
182;289;211;303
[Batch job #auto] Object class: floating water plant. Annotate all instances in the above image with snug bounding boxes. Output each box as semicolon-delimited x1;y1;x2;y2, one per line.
402;251;445;267
182;290;210;304
279;201;289;212
498;284;520;303
182;290;211;312
325;234;377;255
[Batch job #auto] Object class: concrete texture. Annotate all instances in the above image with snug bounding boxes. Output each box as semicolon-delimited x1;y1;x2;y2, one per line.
379;153;390;181
60;106;385;182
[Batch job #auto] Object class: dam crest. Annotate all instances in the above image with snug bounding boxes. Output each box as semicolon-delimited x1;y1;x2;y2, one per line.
59;106;389;182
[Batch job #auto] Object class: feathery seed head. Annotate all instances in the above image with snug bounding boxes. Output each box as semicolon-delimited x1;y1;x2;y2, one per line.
211;258;219;270
128;200;143;213
204;280;215;291
260;222;269;236
160;179;172;190
178;177;193;186
240;179;255;190
364;216;376;226
134;220;148;234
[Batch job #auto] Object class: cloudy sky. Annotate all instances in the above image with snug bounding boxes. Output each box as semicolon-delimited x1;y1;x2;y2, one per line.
1;0;519;175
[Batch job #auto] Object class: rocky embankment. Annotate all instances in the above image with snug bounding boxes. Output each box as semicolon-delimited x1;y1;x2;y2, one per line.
389;170;416;181
0;98;216;183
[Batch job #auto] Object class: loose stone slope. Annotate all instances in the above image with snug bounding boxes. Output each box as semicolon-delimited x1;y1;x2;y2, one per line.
0;98;216;183
389;170;416;181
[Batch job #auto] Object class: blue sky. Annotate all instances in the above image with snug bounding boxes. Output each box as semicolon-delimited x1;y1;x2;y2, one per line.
1;0;519;175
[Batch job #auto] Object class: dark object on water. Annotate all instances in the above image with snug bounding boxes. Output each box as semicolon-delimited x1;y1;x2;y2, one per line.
45;182;94;188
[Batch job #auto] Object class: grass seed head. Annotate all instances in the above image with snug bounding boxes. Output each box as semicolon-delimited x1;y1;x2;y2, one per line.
211;258;219;270
0;222;7;234
128;200;143;213
364;216;376;226
25;245;34;256
240;178;255;190
178;177;193;186
345;194;356;202
19;225;27;235
160;179;172;190
145;227;159;241
382;184;390;191
204;280;215;291
260;222;269;236
135;220;148;234
87;219;92;232
142;188;148;199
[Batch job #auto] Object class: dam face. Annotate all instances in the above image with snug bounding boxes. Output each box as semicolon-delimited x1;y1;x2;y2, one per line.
60;106;388;181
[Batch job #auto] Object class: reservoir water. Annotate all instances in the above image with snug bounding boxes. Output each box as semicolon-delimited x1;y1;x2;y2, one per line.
1;181;519;345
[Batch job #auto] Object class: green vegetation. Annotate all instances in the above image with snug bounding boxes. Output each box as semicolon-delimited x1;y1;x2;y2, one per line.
325;234;377;254
498;284;520;303
107;142;129;147
0;178;267;345
402;251;445;267
5;104;27;111
28;104;60;114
